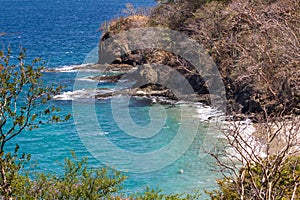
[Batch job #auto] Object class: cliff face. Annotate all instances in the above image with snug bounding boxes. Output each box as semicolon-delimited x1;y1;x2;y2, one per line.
99;15;213;105
99;0;300;116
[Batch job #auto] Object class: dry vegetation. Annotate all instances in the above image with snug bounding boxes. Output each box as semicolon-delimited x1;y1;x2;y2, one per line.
150;0;300;116
208;110;300;199
100;0;300;117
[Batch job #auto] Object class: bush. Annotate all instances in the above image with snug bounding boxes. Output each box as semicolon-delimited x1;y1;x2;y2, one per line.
207;155;300;200
0;149;126;199
0;149;201;199
150;0;300;115
207;112;300;200
132;187;201;200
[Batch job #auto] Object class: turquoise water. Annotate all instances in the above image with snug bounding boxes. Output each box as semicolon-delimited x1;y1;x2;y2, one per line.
0;0;222;197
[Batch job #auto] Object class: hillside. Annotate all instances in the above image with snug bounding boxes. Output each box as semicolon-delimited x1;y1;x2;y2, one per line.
99;0;300;117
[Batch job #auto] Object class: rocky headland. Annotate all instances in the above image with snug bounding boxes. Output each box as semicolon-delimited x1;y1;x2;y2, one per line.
78;0;300;119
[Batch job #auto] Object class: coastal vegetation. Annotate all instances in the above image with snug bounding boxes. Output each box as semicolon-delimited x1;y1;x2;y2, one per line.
0;0;299;199
102;0;300;117
207;111;300;199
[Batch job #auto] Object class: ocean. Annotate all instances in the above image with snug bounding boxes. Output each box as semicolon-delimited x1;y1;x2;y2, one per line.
0;0;222;196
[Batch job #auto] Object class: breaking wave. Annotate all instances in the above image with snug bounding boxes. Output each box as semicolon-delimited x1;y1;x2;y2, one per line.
53;89;113;100
44;63;98;73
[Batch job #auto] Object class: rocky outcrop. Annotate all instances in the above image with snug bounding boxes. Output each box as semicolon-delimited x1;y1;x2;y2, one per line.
98;0;300;117
98;15;212;105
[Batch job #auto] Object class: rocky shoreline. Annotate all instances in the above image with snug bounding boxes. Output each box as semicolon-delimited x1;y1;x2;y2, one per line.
52;0;300;120
43;63;135;73
94;0;300;118
47;62;213;105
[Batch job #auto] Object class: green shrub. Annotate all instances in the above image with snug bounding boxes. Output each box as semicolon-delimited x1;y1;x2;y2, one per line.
132;187;201;200
0;145;32;199
207;156;300;200
0;149;126;199
0;149;201;199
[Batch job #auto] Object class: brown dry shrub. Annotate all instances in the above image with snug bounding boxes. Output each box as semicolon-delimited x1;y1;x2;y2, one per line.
174;0;300;114
102;15;149;36
101;0;300;115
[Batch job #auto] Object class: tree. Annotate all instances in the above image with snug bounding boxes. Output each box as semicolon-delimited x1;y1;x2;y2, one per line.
0;48;70;153
0;47;68;198
0;145;31;198
207;110;300;199
0;48;128;199
151;0;300;116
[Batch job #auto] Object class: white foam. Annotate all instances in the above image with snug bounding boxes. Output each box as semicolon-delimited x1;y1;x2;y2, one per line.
53;89;98;100
194;105;224;122
76;77;99;82
222;119;267;159
46;63;97;72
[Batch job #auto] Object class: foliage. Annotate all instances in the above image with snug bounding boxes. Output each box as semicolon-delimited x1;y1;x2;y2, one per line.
122;3;152;17
0;48;127;199
0;48;70;153
105;0;300;116
0;149;201;199
0;47;68;199
132;187;201;200
30;152;126;199
207;112;300;200
0;145;31;199
151;0;231;29
207;155;300;200
0;149;126;199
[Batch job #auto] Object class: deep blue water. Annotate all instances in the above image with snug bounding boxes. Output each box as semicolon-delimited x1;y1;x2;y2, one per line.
0;0;221;197
0;0;154;67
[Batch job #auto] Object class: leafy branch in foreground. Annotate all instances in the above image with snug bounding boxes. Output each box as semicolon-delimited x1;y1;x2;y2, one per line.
0;145;31;198
0;47;69;199
0;149;200;199
0;48;70;153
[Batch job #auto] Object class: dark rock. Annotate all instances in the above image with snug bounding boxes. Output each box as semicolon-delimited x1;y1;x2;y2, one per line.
90;74;124;83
